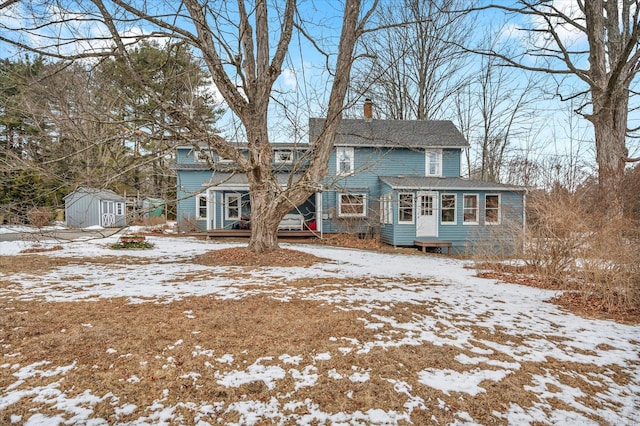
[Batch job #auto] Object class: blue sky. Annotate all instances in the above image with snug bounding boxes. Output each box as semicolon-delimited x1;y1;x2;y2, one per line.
0;0;637;180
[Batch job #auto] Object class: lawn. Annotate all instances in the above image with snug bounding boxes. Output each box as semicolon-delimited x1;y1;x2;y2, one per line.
0;234;638;425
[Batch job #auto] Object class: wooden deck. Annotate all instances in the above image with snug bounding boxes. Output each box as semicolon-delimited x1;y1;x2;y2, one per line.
206;229;318;238
413;240;452;255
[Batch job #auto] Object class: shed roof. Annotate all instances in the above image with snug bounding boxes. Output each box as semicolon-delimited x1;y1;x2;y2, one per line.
379;176;526;192
309;118;469;148
63;187;125;201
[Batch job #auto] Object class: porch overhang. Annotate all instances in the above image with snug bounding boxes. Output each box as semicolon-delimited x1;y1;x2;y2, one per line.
379;176;527;192
202;173;305;191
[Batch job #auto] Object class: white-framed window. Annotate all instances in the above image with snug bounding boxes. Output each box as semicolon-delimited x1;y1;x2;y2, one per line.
195;193;208;219
380;194;392;224
441;193;456;224
274;150;293;164
216;154;234;163
115;202;124;216
225;193;241;220
194;150;211;163
337;147;354;176
485;194;501;224
398;193;415;223
463;194;479;224
425;149;442;176
338;193;366;217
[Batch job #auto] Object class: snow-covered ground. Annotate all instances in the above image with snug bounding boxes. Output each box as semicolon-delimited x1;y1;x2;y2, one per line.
0;232;639;425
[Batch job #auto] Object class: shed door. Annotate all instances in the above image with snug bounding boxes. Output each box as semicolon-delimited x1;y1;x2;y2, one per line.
416;191;438;237
101;201;116;227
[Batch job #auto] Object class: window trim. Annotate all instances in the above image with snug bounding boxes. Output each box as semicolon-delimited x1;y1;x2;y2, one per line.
441;193;457;225
485;194;501;225
336;147;355;176
274;150;294;164
380;193;392;224
194;150;211;163
463;194;479;225
224;193;241;220
425;149;442;177
398;192;415;224
195;193;208;220
115;202;124;216
337;192;367;217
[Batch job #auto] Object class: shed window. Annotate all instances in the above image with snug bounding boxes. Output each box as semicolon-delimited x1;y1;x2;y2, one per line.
115;202;124;216
338;193;366;217
441;194;456;224
463;194;478;224
398;193;414;223
485;194;501;224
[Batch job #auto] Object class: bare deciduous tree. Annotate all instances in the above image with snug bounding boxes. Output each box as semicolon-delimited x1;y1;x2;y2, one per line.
1;0;375;252
353;0;474;120
470;0;640;218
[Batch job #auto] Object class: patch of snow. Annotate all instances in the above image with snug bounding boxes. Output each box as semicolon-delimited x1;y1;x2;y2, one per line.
418;368;512;396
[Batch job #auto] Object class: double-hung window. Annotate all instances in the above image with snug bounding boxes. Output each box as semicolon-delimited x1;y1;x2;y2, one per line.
441;193;456;224
425;149;442;176
463;194;479;224
338;193;366;217
337;147;354;176
225;193;241;220
380;194;392;224
194;150;211;163
196;193;208;219
398;193;415;223
485;194;500;224
274;150;293;164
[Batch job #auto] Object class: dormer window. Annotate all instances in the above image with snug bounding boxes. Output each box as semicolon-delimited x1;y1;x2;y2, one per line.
216;154;234;163
274;150;293;164
337;147;354;176
194;150;211;163
425;149;442;176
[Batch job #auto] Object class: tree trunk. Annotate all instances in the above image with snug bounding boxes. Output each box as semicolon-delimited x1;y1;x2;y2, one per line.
245;120;289;253
590;87;629;219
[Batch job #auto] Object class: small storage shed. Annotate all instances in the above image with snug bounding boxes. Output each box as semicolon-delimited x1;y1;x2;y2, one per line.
64;187;126;228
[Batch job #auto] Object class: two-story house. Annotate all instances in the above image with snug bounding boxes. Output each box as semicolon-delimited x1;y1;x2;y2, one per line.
175;102;526;254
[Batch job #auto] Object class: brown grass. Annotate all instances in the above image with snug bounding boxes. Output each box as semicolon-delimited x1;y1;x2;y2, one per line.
0;294;626;425
194;247;330;267
0;246;636;424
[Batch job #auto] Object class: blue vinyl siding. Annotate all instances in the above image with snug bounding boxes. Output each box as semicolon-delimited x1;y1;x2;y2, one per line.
412;190;524;254
323;146;468;239
442;149;461;177
176;169;213;231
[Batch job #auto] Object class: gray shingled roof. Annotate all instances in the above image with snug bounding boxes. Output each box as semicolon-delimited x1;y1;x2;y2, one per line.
379;176;526;191
63;187;125;201
309;118;469;148
204;173;304;187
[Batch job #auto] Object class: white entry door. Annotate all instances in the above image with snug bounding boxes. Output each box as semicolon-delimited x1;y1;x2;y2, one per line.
416;191;438;237
101;201;116;227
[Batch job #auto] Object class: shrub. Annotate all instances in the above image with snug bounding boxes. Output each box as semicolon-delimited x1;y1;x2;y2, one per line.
27;207;54;227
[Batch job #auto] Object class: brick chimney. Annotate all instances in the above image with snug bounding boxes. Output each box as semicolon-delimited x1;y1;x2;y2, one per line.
363;98;373;121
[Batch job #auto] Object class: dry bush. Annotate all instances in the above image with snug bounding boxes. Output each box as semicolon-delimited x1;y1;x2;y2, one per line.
177;216;198;233
27;207;53;227
524;190;589;279
483;189;640;317
143;215;166;226
572;218;640;314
